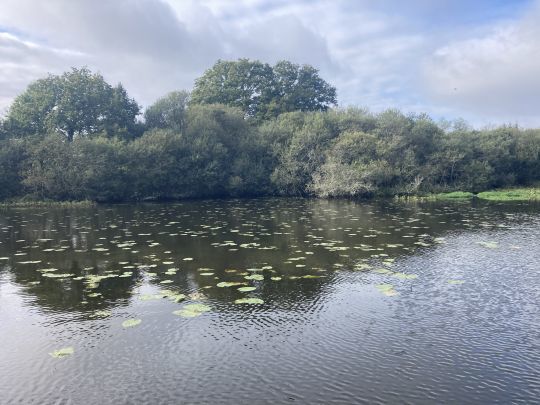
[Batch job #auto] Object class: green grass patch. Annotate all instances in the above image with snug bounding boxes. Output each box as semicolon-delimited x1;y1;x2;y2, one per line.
396;191;473;201
476;188;540;201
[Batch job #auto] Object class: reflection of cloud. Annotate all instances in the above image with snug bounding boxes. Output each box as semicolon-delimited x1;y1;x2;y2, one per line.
0;0;539;126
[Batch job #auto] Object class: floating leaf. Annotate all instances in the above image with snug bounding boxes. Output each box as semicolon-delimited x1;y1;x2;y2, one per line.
478;241;498;249
173;303;211;318
270;276;282;281
244;274;264;281
122;319;142;328
234;298;264;305
376;284;398;296
237;286;257;292
448;279;465;285
170;294;186;302
217;281;245;288
49;347;74;358
92;310;111;318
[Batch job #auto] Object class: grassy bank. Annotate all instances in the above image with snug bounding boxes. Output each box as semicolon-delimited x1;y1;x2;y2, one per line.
397;187;540;202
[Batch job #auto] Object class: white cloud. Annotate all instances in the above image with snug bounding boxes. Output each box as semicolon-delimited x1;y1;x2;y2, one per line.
423;2;540;125
0;0;538;126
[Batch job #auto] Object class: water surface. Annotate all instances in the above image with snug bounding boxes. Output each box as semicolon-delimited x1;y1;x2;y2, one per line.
0;198;539;404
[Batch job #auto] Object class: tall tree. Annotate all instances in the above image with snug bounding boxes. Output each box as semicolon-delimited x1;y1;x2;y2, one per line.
190;59;337;120
144;90;190;133
5;67;140;141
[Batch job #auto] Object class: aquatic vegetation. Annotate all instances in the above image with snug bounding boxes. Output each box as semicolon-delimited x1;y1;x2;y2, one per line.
234;298;264;305
49;347;74;358
42;273;75;278
244;274;264;281
217;281;245;288
376;284;398;296
237;286;257;292
270;277;282;281
477;188;540;201
92;310;112;318
477;241;498;249
448;279;465;285
173;303;211;318
122;319;142;328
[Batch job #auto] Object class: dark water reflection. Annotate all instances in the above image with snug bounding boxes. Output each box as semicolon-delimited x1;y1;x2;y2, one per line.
0;198;539;404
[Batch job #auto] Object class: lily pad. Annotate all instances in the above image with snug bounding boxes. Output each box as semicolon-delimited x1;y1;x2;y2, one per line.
234;298;264;305
237;286;257;292
244;274;264;281
92;310;112;318
217;281;245;288
376;284;398;296
478;241;498;249
173;303;211;318
122;319;142;328
49;347;74;358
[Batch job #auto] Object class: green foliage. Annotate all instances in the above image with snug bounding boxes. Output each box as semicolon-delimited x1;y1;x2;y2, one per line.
1;65;539;202
476;188;540;201
190;59;337;120
5;67;140;141
144;90;189;133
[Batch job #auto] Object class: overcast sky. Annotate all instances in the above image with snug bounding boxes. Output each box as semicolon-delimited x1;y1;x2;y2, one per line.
1;0;539;127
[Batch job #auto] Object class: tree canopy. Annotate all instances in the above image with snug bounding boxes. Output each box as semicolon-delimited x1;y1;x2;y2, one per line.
144;90;189;133
5;67;140;141
190;59;337;120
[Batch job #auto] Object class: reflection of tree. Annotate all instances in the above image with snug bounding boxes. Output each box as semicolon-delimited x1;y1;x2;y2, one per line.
1;199;537;316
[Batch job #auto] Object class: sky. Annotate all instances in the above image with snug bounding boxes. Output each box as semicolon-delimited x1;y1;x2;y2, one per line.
0;0;539;127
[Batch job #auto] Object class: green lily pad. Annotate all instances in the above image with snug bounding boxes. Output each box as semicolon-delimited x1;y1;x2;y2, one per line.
237;286;257;292
244;274;264;281
270;276;282;281
234;298;264;305
92;310;112;318
170;294;186;302
173;303;211;318
376;284;398;296
122;319;142;328
478;241;498;249
49;347;74;358
217;281;245;288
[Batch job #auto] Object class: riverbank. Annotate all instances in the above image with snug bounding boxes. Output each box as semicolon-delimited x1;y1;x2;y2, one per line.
0;199;96;208
396;187;540;202
1;187;539;207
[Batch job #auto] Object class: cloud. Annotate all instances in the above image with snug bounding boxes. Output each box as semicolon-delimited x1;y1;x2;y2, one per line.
423;1;540;125
0;0;538;126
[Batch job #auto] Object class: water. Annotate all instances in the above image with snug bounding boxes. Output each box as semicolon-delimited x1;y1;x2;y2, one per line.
0;198;539;404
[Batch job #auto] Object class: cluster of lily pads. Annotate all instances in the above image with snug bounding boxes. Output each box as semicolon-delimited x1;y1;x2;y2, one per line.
1;201;513;360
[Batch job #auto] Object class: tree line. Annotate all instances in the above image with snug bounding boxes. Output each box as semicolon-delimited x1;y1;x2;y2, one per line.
0;60;538;202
